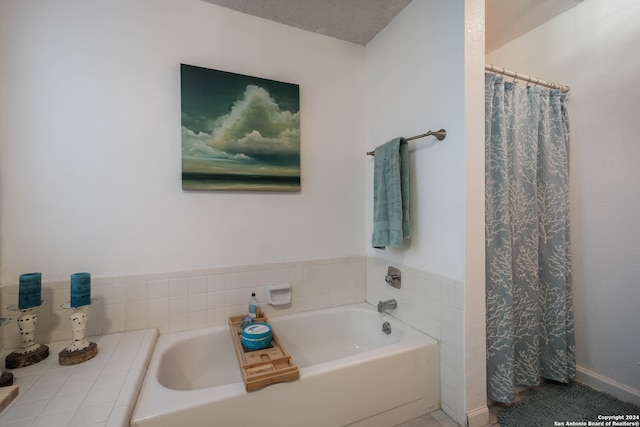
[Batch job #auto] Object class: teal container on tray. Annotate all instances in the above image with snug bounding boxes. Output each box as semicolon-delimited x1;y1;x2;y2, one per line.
241;322;273;350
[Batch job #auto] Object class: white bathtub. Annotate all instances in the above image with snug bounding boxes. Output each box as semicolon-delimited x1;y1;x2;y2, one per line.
131;303;439;427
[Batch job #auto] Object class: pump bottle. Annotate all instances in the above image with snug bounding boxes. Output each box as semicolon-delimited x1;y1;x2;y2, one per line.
248;293;258;319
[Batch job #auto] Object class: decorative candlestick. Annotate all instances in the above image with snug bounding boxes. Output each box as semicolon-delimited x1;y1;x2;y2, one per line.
6;273;49;369
0;319;14;387
59;273;97;365
5;307;49;369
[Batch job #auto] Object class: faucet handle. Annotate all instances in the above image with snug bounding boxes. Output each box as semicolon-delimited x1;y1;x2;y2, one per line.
385;266;401;289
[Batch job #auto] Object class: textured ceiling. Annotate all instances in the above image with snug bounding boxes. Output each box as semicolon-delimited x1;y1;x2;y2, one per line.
200;0;412;45
200;0;584;49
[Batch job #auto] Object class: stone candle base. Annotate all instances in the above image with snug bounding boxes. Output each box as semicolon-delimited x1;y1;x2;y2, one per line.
5;345;49;369
59;342;97;366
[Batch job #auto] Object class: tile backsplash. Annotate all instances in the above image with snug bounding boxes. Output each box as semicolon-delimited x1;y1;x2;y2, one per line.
1;255;465;425
0;256;366;350
365;257;464;425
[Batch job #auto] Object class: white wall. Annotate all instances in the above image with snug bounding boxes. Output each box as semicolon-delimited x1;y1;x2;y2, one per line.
486;0;640;404
463;0;489;425
365;1;486;425
365;0;466;282
1;1;491;425
0;0;365;283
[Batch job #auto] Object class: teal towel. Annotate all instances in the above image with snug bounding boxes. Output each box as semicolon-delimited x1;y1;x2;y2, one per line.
372;137;410;248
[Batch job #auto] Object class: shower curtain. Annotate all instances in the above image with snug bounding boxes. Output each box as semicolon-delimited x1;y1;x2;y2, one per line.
485;73;575;403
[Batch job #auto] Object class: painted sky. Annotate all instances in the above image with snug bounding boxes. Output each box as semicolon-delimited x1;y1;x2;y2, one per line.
181;64;300;176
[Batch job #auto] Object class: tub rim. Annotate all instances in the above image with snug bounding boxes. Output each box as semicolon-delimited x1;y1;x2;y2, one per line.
132;302;438;424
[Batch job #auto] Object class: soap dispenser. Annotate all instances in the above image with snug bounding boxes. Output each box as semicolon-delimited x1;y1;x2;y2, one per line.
248;293;258;319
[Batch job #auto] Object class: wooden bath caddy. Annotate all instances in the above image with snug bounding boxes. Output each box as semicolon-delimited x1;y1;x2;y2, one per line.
229;315;299;392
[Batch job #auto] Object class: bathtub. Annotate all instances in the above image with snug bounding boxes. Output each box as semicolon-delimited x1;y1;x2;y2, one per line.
131;303;439;427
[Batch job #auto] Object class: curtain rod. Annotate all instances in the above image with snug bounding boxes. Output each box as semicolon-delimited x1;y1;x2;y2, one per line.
485;64;570;93
366;129;446;156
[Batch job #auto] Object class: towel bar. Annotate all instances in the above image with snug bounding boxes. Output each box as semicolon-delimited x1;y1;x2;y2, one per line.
366;129;446;156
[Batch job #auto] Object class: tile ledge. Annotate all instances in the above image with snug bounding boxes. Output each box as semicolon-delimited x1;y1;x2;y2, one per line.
0;384;18;414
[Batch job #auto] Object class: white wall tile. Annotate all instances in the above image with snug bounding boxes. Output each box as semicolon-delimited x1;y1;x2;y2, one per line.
207;274;226;292
366;258;464;427
147;298;168;319
257;269;274;286
188;310;208;330
207;308;226;327
424;318;441;341
115;274;147;286
147;280;168;300
225;272;243;290
441;383;457;416
125;317;148;332
168;313;188;332
147;316;169;334
207;291;225;310
188;276;208;295
289;266;304;282
102;304;125;335
126;297;147;316
98;285;125;305
441;285;457;308
188;294;207;313
168;296;188;315
273;268;290;283
51;287;71;309
1;257;367;353
440;324;458;348
125;283;147;301
168;278;188;297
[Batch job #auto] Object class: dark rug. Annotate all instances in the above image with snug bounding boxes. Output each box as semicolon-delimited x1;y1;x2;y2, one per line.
498;381;640;427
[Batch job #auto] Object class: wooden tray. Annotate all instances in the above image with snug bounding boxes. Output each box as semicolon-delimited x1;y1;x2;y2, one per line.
229;315;299;392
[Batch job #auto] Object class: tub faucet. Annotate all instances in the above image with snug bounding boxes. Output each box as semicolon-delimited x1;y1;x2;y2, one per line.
377;299;397;313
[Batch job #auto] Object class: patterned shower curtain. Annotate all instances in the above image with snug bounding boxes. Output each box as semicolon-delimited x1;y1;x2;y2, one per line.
485;73;575;403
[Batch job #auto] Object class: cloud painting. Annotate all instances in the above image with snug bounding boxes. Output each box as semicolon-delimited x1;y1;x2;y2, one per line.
181;64;300;191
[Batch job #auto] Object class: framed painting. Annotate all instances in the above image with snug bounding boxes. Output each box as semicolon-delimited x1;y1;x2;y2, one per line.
180;64;300;191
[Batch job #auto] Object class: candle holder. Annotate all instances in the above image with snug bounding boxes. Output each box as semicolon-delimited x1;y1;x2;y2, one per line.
58;300;97;365
5;302;50;369
0;318;14;387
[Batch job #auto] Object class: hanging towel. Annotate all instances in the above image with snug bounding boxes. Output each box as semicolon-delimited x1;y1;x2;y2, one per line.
372;137;411;249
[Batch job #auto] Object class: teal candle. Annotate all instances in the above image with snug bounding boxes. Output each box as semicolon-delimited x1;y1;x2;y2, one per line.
70;272;91;308
18;272;42;309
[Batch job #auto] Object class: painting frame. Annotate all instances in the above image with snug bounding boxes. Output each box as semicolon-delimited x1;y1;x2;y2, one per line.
180;64;301;192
